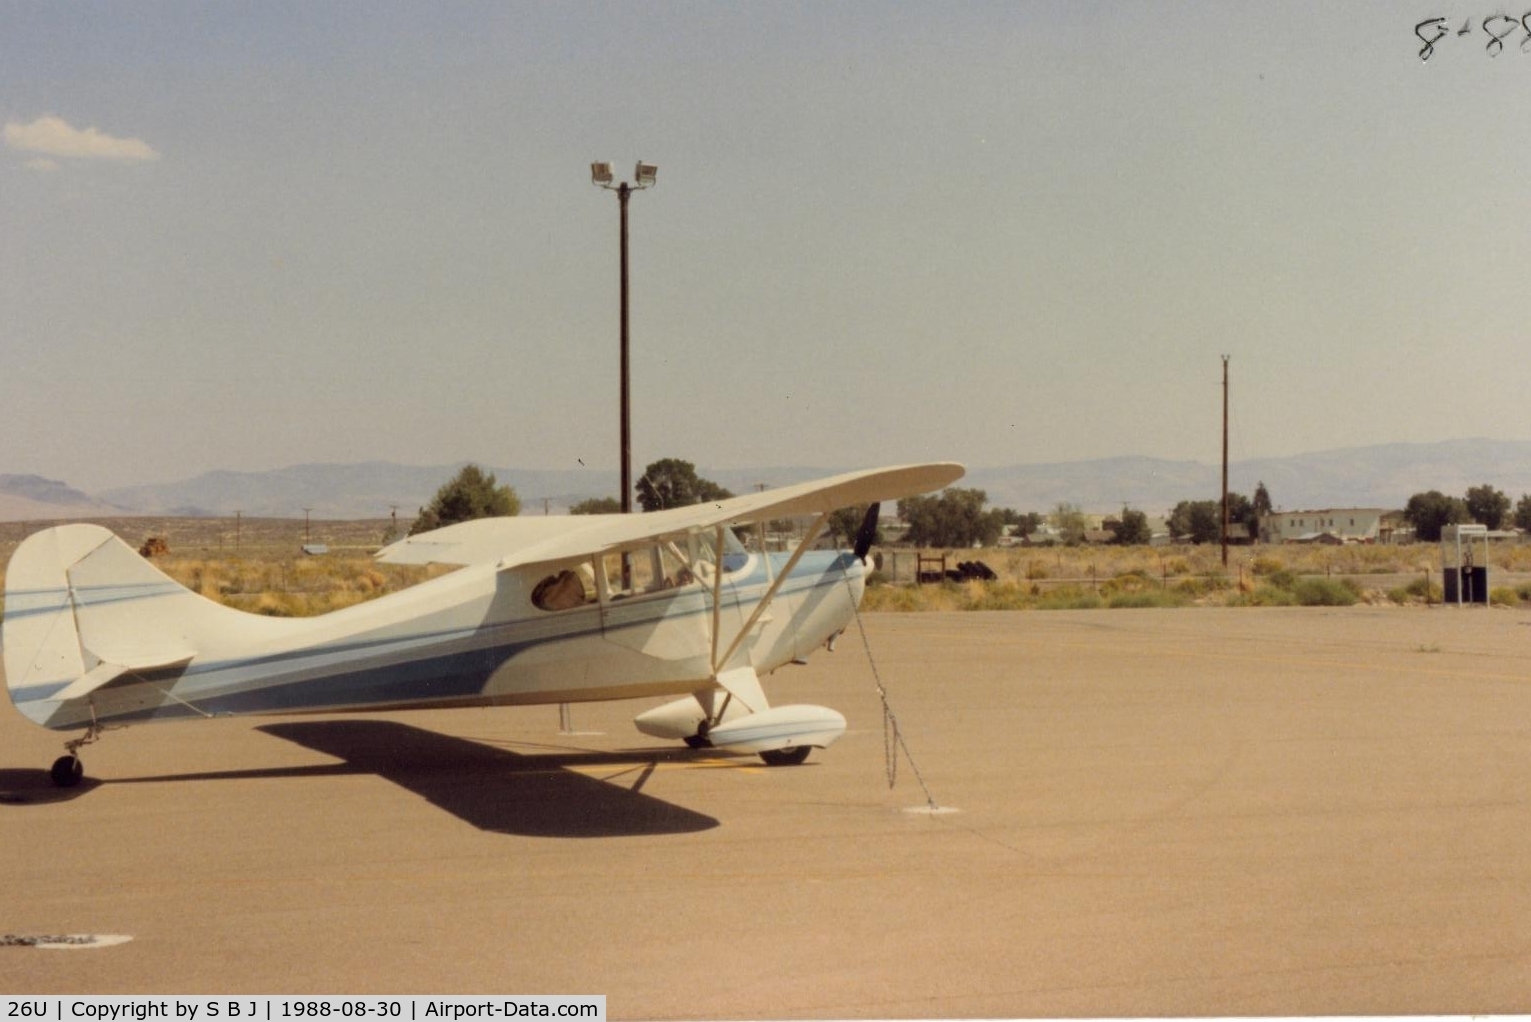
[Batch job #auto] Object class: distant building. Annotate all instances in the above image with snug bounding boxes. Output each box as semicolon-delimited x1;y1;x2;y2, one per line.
1261;508;1391;544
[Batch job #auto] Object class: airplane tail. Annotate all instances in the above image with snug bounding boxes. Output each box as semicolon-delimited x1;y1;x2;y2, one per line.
3;524;284;728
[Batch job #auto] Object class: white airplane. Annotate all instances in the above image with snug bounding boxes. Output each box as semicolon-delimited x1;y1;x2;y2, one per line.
3;463;962;787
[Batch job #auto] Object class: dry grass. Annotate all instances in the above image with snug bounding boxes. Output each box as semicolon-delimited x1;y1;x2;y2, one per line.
0;516;444;618
0;515;1527;618
865;541;1531;611
164;555;447;616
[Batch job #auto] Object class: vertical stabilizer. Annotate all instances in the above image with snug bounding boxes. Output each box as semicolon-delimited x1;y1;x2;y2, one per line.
3;524;282;728
2;525;114;714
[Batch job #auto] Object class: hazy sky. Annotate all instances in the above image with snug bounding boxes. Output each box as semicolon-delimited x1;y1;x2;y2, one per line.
4;2;1528;492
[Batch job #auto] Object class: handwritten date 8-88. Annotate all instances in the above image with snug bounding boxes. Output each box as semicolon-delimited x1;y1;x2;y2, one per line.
1416;14;1531;59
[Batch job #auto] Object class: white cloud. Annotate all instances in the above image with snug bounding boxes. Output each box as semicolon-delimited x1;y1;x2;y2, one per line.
4;115;160;163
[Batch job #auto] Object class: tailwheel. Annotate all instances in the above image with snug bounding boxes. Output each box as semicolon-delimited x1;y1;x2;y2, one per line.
50;755;84;789
759;746;811;767
53;718;107;788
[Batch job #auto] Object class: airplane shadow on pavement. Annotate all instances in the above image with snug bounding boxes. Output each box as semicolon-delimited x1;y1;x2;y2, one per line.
0;721;720;838
256;720;722;838
0;770;102;805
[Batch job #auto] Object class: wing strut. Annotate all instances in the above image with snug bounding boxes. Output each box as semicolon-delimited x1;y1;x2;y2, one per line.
709;525;725;672
711;513;828;675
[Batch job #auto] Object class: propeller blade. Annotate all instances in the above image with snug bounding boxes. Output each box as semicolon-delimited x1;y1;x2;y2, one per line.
853;502;881;563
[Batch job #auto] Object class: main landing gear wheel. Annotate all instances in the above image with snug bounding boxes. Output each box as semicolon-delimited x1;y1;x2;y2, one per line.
50;755;84;788
684;721;712;750
759;746;811;767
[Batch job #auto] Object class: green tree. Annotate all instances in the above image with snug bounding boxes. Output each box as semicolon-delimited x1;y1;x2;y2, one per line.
1251;482;1274;541
410;464;520;535
1226;492;1257;531
635;458;734;512
1252;481;1273;519
1110;507;1152;546
1515;493;1531;532
828;504;880;549
569;496;621;515
898;488;1005;547
1464;483;1510;529
1403;490;1467;542
1168;499;1220;544
1051;502;1088;546
1009;510;1043;540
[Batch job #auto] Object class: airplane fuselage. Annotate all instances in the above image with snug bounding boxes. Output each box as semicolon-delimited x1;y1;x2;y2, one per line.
10;546;865;732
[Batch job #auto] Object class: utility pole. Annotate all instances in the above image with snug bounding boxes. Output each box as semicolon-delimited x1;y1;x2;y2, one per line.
1221;355;1230;567
590;161;658;515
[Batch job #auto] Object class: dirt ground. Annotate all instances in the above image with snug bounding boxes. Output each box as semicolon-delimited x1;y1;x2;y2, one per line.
3;607;1530;1017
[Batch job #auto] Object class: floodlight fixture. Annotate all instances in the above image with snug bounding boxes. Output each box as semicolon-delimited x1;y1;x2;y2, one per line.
590;162;615;186
634;161;658;188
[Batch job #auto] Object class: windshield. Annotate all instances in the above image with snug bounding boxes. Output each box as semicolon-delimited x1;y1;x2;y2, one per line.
691;527;751;579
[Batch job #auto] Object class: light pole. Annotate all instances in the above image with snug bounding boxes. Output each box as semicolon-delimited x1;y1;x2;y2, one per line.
591;160;657;514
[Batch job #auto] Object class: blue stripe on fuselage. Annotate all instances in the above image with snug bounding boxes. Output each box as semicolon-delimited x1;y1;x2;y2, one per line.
20;549;864;725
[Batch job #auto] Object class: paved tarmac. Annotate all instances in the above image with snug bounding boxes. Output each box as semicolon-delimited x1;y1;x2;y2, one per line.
3;607;1531;1017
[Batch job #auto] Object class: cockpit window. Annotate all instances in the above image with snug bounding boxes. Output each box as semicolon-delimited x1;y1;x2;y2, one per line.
531;564;596;611
536;531;750;612
601;541;694;600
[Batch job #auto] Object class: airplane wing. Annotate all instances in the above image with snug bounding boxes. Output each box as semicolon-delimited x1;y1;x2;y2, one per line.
377;462;964;570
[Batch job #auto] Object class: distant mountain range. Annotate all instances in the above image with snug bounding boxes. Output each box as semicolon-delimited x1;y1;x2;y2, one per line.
0;474;127;522
2;439;1529;522
966;438;1531;517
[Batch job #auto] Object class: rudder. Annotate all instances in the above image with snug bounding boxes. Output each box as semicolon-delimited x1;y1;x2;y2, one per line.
3;525;109;718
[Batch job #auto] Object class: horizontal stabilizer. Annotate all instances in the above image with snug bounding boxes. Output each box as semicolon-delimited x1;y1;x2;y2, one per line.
52;650;196;703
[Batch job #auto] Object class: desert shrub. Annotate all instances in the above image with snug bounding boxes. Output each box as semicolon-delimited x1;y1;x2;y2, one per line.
1024;560;1050;580
1292;577;1359;606
1495;545;1531;571
1036;586;1102;610
235;592;307;617
1107;589;1191;609
1250;555;1283;577
1387;575;1443;605
1263;568;1296;590
859;585;923;612
1490;586;1524;607
348;567;388;594
861;581;971;612
966;582;1036;611
1233;584;1298;607
1174;576;1215;598
1099;570;1153;598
